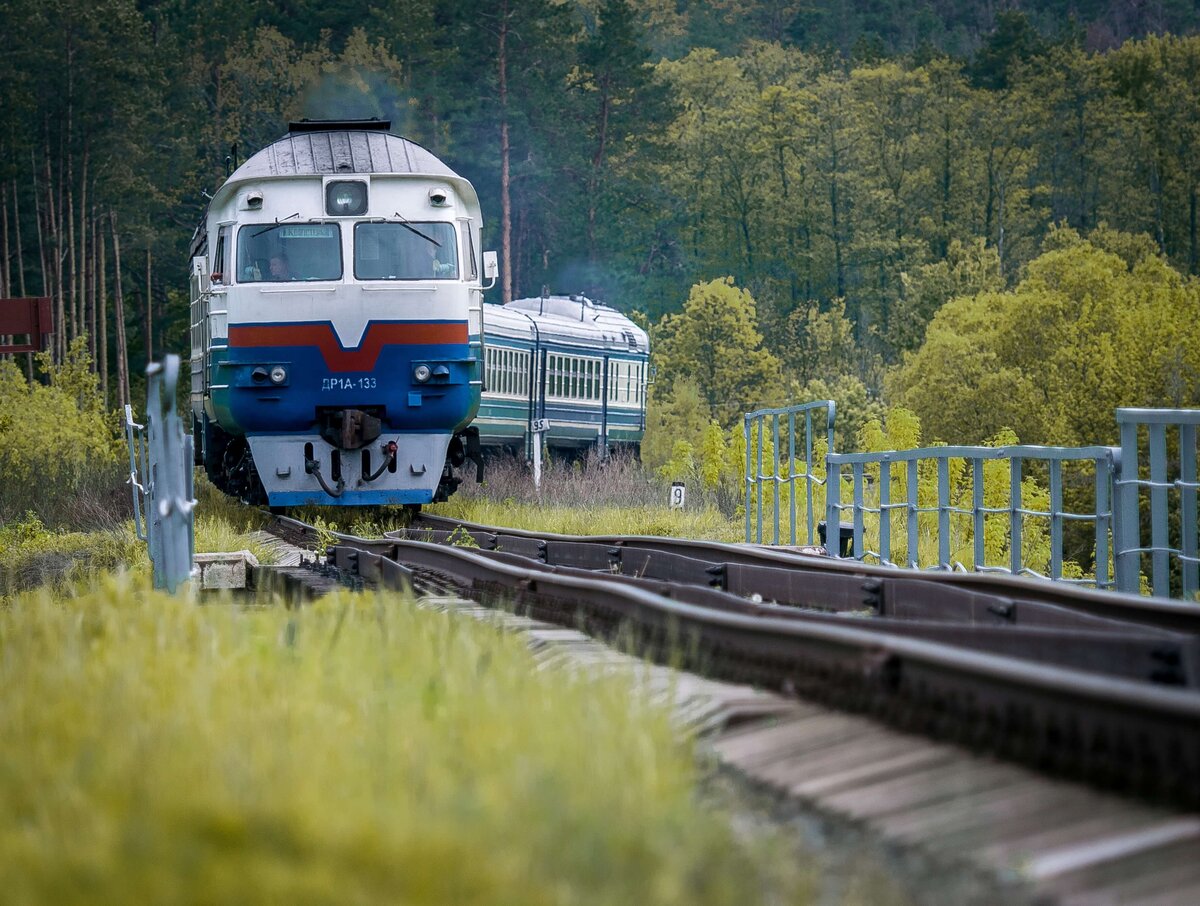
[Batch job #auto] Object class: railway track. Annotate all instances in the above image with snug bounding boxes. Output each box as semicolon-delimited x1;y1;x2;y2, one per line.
258;512;1200;903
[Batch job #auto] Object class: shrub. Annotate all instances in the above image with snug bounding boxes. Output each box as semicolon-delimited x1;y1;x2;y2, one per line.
0;340;125;529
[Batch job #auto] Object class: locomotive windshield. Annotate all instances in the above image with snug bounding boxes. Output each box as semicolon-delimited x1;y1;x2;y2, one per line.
355;221;459;280
237;223;342;282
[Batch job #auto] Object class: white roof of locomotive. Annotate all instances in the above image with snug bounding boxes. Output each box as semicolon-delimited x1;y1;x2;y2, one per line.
484;295;649;354
229;129;460;182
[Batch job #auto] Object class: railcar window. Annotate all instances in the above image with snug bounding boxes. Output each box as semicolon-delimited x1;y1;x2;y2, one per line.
485;345;530;397
237;224;342;282
355;222;459;280
545;353;603;402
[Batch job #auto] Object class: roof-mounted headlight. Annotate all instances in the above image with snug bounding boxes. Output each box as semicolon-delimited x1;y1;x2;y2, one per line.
326;180;367;216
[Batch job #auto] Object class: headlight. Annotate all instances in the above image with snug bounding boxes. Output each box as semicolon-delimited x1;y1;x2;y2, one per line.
269;365;288;384
413;364;432;383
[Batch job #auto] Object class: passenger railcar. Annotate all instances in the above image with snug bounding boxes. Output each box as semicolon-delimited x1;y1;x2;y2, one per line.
188;119;490;507
476;293;649;458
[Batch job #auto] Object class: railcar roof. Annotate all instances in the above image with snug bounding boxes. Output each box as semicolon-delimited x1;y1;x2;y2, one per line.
230;129;461;181
485;296;649;353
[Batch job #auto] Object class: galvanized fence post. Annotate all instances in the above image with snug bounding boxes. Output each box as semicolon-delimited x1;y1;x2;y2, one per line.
124;355;197;593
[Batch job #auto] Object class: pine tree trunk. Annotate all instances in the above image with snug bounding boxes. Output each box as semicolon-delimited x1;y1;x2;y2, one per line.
99;215;108;403
67;180;78;343
145;246;153;360
111;211;130;408
44;144;65;361
32;151;46;298
1;180;10;299
13;179;27;297
498;1;513;304
89;207;97;361
78;150;88;345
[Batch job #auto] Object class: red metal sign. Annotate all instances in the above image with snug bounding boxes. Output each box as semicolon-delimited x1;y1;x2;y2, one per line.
0;297;53;353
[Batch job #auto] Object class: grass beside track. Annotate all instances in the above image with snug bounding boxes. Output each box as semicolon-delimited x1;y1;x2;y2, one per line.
429;497;744;541
0;577;812;904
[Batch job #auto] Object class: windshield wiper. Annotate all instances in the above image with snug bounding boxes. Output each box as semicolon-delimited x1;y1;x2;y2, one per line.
392;212;440;247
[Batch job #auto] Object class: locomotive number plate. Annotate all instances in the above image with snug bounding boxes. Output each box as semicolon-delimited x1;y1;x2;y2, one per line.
321;377;378;391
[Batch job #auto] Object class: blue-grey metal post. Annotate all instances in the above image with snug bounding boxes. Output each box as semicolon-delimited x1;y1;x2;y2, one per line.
826;456;841;557
124;405;147;542
772;413;781;545
972;459;985;570
1095;449;1115;590
1148;422;1170;598
1049;459;1063;581
145;356;196;593
756;419;764;544
1182;424;1198;599
906;459;919;568
937;457;950;569
879;460;891;564
1115;416;1140;594
805;409;815;544
744;415;752;543
852;462;865;558
1010;457;1023;576
788;411;797;546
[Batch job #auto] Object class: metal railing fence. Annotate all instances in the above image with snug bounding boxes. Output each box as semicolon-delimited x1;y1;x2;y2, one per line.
1115;408;1200;599
824;444;1119;588
744;401;836;545
747;401;1200;598
125;355;196;592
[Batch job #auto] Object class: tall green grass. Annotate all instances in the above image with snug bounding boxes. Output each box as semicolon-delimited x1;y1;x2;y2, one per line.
0;577;811;904
432;453;743;540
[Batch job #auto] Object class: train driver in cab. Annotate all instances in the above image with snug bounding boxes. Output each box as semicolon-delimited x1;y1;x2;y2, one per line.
269;253;292;281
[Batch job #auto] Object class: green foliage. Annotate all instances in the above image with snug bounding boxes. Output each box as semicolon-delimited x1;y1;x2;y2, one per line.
888;228;1200;446
652;278;781;426
0;513;145;598
0;579;810;902
8;1;1200;466
0;340;125;526
446;524;480;548
641;378;711;477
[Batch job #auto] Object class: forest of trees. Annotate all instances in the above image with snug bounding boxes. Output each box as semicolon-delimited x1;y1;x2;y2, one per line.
2;0;1198;446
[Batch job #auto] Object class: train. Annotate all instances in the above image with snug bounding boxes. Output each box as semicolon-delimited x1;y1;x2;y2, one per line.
477;292;649;459
188;119;648;509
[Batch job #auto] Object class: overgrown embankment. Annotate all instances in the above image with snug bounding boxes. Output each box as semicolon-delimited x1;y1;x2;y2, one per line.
0;579;814;903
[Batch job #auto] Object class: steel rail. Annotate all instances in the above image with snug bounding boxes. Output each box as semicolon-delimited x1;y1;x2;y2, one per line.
261;515;1200;804
320;534;1200;808
402;513;1200;635
334;538;1200;686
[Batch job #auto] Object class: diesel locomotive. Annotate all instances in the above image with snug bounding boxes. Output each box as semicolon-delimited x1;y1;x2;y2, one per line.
188;119;490;507
189;119;649;509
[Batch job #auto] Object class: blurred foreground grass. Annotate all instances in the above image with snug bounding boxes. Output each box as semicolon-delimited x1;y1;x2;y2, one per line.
0;577;810;904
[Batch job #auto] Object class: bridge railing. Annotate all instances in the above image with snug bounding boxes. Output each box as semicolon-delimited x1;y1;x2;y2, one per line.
1115;408;1200;599
743;401;836;546
746;401;1200;599
824;444;1119;588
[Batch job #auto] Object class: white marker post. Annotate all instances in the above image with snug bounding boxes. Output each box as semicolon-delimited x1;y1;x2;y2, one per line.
669;481;686;509
531;417;550;490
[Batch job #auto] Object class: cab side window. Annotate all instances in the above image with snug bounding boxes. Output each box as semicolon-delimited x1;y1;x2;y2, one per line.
212;226;232;283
